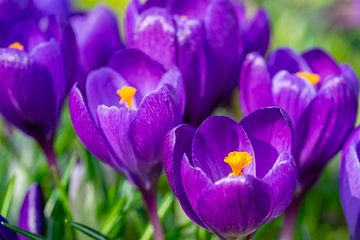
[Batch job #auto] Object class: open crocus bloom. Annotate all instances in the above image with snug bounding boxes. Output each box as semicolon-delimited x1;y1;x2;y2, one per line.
239;48;358;187
340;126;360;240
0;15;77;144
69;48;184;191
163;107;296;239
125;0;270;125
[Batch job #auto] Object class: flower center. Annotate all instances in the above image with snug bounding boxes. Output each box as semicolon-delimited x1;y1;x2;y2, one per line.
296;72;320;85
117;86;137;109
224;151;252;177
8;42;24;50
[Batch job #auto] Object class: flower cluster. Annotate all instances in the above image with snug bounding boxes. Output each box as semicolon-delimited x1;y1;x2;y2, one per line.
0;0;358;239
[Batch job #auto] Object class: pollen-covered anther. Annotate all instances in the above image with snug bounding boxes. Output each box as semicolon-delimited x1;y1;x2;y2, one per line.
296;71;320;85
224;151;252;177
117;86;137;109
8;42;24;50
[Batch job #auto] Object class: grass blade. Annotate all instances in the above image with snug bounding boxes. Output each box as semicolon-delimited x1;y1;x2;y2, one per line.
66;219;108;240
1;221;45;240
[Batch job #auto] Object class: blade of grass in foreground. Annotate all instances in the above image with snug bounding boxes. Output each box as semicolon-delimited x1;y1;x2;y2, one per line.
1;221;45;240
65;219;108;240
0;176;15;218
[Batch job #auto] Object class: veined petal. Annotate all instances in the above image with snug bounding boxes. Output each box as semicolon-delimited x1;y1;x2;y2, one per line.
240;107;293;178
239;53;273;116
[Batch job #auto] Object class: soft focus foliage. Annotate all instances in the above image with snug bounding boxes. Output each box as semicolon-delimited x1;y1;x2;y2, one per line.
0;0;358;239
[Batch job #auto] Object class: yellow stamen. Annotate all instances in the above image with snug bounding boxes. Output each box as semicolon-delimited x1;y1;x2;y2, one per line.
296;72;320;85
224;151;253;177
8;42;24;50
116;86;137;109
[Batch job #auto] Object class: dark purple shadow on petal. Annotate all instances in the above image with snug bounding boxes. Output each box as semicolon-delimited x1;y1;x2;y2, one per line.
340;127;360;240
108;49;165;96
341;64;359;97
268;47;311;77
196;175;272;239
192;116;255;182
240;107;293;179
168;0;210;19
18;184;44;239
302;48;341;81
239;53;273;116
244;8;271;56
0;215;18;240
272;71;317;126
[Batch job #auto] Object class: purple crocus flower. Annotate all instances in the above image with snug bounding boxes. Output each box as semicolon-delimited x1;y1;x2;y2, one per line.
163;107;297;239
239;47;358;239
0;215;18;240
125;0;270;125
0;15;77;175
240;47;358;188
70;5;123;85
340;126;360;240
18;184;44;240
69;48;184;239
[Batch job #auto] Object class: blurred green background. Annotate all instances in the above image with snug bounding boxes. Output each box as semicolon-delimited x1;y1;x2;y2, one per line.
0;0;359;239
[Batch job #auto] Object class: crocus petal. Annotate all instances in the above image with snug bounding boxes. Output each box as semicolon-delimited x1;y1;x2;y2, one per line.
294;76;357;181
32;0;70;18
96;106;137;176
192;116;255;182
0;0;28;22
70;5;122;73
181;155;212;222
0;49;56;140
125;0;139;45
302;48;342;80
69;86;113;166
168;0;210;19
163;125;207;227
239;53;273;116
341;64;359;97
131;7;177;70
174;15;210;124
243;8;271;56
267;47;311;77
158;67;186;113
204;0;239;99
130;84;182;163
30;39;65;116
196;176;272;239
240;107;293;178
340;127;360;239
18;184;44;239
272;71;317;126
0;215;18;240
263;152;297;220
85;67;128;122
108;49;165;96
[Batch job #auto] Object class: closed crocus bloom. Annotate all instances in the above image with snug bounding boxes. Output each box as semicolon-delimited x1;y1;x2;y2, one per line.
0;15;77;176
340;126;360;240
69;48;184;239
239;48;359;239
18;184;44;240
163;107;297;239
0;215;18;240
70;5;123;82
125;0;270;125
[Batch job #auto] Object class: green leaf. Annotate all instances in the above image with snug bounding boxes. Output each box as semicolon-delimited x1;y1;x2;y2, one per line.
0;176;15;217
65;219;108;240
0;221;45;240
